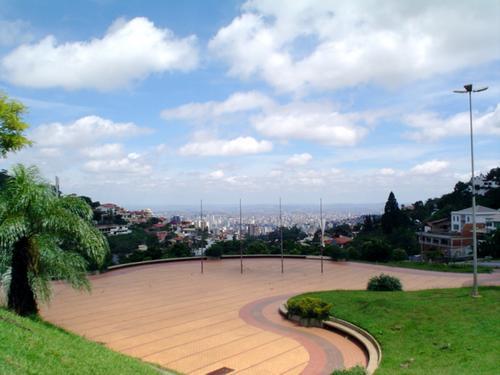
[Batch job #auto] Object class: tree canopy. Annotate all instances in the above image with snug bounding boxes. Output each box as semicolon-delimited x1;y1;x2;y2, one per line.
0;165;109;316
0;94;31;157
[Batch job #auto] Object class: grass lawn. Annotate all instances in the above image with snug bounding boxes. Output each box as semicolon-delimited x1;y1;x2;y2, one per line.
0;308;179;375
364;261;493;274
292;287;500;375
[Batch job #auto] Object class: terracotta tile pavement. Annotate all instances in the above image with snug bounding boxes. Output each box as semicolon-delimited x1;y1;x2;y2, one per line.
41;259;499;374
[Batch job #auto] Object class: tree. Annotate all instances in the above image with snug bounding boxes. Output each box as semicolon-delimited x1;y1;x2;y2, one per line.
0;94;31;157
0;165;109;316
381;192;408;234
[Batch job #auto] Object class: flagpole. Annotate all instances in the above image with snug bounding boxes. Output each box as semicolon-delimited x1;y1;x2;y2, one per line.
200;199;204;274
280;197;284;273
240;198;243;274
320;198;324;274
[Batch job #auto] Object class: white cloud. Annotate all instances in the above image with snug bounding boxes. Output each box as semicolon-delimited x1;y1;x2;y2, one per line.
83;157;152;175
208;169;225;179
286;153;312;166
404;104;500;141
81;143;124;158
410;160;449;175
31;115;151;147
1;17;198;90
0;19;33;46
161;91;274;121
379;168;396;176
210;0;500;93
179;136;273;156
252;103;368;146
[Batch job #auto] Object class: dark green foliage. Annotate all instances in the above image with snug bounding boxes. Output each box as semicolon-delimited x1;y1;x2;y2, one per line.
0;169;8;187
381;192;409;234
479;229;500;258
346;246;361;260
0;165;108;316
360;238;392;262
367;274;403;291
392;248;408;261
326;223;352;237
286;297;332;320
485;167;500;183
266;225;307;242
327;244;347;260
107;228;157;256
331;366;366;375
205;242;223;257
246;240;269;254
165;242;191;258
386;228;419;255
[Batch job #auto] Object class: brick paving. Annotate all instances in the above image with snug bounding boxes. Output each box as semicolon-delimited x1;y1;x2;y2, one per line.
41;259;499;374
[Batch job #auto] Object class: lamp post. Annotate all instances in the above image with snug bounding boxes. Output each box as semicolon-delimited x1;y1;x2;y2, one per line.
453;84;488;297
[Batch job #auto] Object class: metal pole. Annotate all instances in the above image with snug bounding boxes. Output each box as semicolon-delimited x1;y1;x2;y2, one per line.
240;198;243;274
280;197;284;273
200;199;204;274
453;84;487;297
468;91;478;297
320;198;324;273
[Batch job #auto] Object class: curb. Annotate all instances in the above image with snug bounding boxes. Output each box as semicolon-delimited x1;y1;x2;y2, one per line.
279;304;382;374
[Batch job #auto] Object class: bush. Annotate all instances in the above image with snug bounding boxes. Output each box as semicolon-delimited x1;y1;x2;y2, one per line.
327;245;347;261
331;365;367;375
392;248;408;261
205;242;223;257
286;297;332;320
367;273;403;291
360;238;392;262
346;246;361;260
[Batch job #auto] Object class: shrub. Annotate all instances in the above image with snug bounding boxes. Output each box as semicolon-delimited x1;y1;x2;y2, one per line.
328;245;347;261
360;238;392;262
286;297;332;320
331;365;367;375
205;243;223;257
392;248;408;261
346;246;361;260
367;274;403;291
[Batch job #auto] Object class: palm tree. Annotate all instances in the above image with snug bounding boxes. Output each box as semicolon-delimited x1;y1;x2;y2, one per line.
0;165;109;316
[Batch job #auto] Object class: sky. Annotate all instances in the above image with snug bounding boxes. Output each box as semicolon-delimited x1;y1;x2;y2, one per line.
0;0;499;207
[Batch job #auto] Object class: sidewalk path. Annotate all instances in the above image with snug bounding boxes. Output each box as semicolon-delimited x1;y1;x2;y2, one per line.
41;258;500;374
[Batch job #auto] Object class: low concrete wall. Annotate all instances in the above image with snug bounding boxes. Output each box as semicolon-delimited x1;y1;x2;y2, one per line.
279;304;382;375
106;254;309;272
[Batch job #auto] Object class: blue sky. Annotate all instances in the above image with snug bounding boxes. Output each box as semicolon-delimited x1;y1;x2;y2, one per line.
0;0;499;206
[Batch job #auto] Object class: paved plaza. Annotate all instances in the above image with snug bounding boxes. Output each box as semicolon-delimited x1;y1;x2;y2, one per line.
42;259;499;374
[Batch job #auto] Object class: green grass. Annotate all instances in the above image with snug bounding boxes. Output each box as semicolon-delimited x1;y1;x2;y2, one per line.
364;261;493;273
292;287;500;375
0;308;180;375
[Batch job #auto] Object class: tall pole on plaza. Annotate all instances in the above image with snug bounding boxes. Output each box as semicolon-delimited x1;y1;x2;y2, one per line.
280;197;284;274
239;198;243;274
320;198;324;274
453;84;488;297
200;199;204;274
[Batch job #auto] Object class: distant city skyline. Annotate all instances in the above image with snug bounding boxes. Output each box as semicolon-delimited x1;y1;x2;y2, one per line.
0;0;499;205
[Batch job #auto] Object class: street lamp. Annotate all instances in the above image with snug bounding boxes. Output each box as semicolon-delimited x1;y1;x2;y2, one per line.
453;83;488;297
